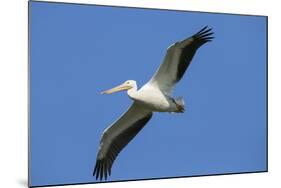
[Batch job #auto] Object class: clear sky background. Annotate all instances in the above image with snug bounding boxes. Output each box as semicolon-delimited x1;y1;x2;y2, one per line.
30;1;267;187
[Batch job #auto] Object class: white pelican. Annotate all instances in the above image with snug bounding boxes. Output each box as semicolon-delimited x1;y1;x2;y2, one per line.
93;26;214;180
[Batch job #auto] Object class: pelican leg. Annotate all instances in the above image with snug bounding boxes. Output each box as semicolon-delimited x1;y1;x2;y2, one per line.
175;103;185;113
174;97;185;113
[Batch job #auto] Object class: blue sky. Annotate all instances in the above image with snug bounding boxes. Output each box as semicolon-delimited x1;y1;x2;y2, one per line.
30;1;267;186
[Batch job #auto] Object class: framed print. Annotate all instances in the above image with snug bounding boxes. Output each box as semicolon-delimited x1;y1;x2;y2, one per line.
29;1;267;187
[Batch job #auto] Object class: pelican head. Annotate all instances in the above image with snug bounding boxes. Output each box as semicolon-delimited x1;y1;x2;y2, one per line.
101;80;136;94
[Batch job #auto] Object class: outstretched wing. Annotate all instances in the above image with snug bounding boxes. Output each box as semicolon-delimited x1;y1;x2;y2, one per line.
148;26;214;94
93;102;153;180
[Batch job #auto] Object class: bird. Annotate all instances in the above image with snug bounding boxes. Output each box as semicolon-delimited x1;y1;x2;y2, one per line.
93;26;214;180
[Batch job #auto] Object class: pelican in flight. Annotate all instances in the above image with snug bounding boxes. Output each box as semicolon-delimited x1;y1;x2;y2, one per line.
93;26;214;180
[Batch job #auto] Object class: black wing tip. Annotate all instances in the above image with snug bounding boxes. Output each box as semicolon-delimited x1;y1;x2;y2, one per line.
93;160;100;180
193;26;215;43
93;158;111;181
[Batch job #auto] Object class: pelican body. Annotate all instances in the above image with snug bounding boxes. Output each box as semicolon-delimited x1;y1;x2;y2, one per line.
93;26;214;180
103;80;184;113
